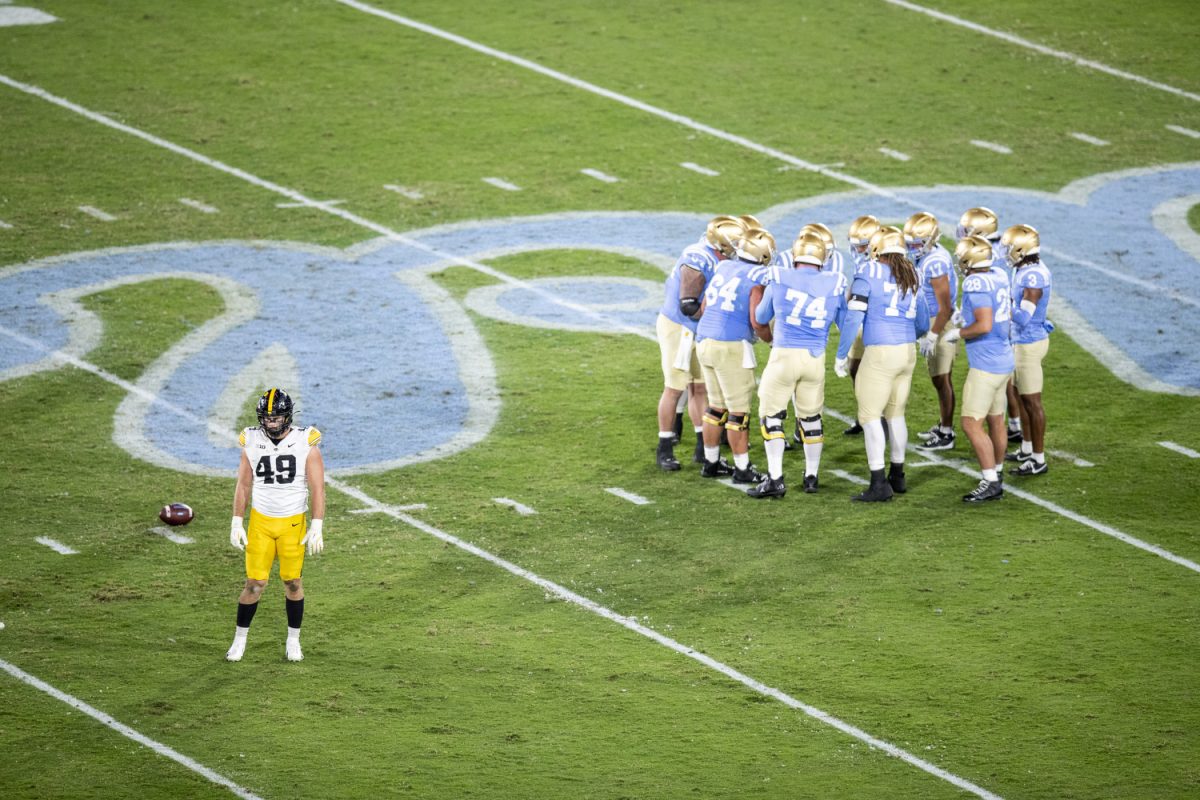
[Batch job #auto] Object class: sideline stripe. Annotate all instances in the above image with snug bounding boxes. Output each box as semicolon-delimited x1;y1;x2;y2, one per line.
1069;132;1109;147
35;537;78;554
482;177;521;191
494;497;537;515
319;1;1200;311
1159;440;1200;459
878;147;911;161
0;329;1000;800
883;0;1200;104
580;168;620;183
0;75;1191;575
822;409;1200;574
1166;124;1200;139
605;487;652;505
680;161;720;176
0;658;264;800
970;140;1012;155
150;525;194;544
178;197;218;213
78;205;116;221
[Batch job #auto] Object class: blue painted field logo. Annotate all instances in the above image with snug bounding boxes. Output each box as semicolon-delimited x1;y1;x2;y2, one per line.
1;163;1197;476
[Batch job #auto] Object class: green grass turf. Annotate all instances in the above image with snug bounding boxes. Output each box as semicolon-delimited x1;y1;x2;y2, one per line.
2;2;1199;799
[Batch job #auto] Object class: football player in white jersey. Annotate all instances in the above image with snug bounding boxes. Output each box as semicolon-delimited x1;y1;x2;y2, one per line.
905;212;959;452
227;388;326;662
841;215;881;436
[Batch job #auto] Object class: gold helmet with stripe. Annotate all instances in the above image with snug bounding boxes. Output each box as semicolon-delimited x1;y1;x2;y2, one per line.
737;226;777;265
903;211;940;259
1002;224;1040;267
954;235;994;275
705;215;746;259
791;230;829;267
956;207;999;240
868;226;906;261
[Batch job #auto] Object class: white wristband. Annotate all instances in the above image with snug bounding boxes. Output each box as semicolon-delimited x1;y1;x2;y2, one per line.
232;516;242;527
1020;299;1036;316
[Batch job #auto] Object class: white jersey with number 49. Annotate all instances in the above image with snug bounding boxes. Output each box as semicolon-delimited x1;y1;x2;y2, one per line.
239;425;322;518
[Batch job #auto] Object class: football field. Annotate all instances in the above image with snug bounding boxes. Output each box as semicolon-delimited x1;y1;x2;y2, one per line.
2;2;1199;798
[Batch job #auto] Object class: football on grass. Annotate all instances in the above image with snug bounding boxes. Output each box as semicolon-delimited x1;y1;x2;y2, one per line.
159;503;194;526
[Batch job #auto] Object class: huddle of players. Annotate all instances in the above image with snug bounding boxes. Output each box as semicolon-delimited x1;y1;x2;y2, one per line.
654;208;1053;503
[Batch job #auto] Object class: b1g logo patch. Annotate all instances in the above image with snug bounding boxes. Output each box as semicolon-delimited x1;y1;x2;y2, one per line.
1;163;1197;476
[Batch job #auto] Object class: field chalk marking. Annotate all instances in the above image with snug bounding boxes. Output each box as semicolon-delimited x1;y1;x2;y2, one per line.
35;537;78;554
581;168;620;183
482;177;521;191
679;162;720;176
1069;132;1110;147
970;140;1012;155
605;487;652;505
383;184;424;200
149;526;194;544
878;147;911;161
494;497;537;515
0;658;264;800
78;205;116;222
1166;124;1200;139
178;198;218;213
1159;441;1200;459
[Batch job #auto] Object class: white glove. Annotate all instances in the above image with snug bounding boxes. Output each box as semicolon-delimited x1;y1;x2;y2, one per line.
834;357;850;378
301;518;324;556
941;328;962;344
230;516;247;551
950;309;965;328
918;331;937;358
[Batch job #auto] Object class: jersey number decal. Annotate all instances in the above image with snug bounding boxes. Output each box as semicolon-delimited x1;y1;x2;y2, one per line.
256;454;297;484
784;289;829;329
705;275;742;312
994;289;1012;323
883;282;918;319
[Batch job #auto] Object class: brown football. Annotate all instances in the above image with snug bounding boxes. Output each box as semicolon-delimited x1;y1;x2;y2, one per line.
159;503;194;526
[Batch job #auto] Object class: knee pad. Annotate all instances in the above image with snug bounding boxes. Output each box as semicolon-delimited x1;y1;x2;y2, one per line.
725;412;749;432
703;407;728;428
760;410;786;441
798;414;824;444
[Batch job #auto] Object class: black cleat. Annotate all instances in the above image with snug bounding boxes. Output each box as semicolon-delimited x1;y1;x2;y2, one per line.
700;458;734;478
1014;459;1048;476
671;412;684;445
916;429;955;451
963;478;1004;503
747;475;787;499
916;424;941;442
852;470;893;502
1004;450;1033;463
732;463;764;484
656;440;681;471
802;474;819;493
844;421;863;436
1007;427;1023;443
887;462;906;494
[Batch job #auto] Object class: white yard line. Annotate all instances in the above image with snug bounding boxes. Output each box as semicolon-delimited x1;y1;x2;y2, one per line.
494;497;537;515
580;168;619;183
0;658;264;800
1166;124;1200;139
482;177;521;191
1069;132;1109;147
349;502;427;514
78;205;116;221
679;161;720;176
883;0;1200;104
35;537;78;555
1159;441;1200;459
178;197;218;213
830;469;869;486
383;183;424;199
878;147;911;162
605;487;652;505
970;140;1012;155
149;526;194;544
0;218;13;229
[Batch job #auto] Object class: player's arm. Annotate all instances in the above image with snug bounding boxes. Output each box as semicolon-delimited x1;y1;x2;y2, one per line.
679;266;706;319
835;281;869;360
302;446;326;555
1012;286;1043;327
230;451;252;550
930;274;952;335
750;284;772;343
960;303;993;339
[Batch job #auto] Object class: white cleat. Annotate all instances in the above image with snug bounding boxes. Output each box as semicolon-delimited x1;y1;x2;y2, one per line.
285;639;303;662
225;637;246;662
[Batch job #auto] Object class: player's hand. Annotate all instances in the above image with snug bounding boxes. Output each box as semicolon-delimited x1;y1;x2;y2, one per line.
918;332;937;358
302;519;324;556
834;357;850;378
230;516;247;551
941;328;962;344
950;308;965;328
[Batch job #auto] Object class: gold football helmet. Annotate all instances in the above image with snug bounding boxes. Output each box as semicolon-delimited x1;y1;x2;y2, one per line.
957;207;999;240
737;226;777;266
705;215;746;259
847;215;882;253
1003;224;1040;266
791;231;829;267
739;214;763;229
903;212;940;259
868;226;906;261
800;223;835;259
954;235;994;275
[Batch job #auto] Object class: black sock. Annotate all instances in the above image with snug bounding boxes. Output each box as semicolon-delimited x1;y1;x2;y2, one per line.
236;601;259;628
286;597;304;629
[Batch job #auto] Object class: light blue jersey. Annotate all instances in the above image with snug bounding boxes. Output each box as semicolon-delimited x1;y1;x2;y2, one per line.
1011;260;1053;344
696;258;760;342
961;270;1014;374
853;261;929;346
659;240;722;331
755;266;848;356
915;244;956;319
